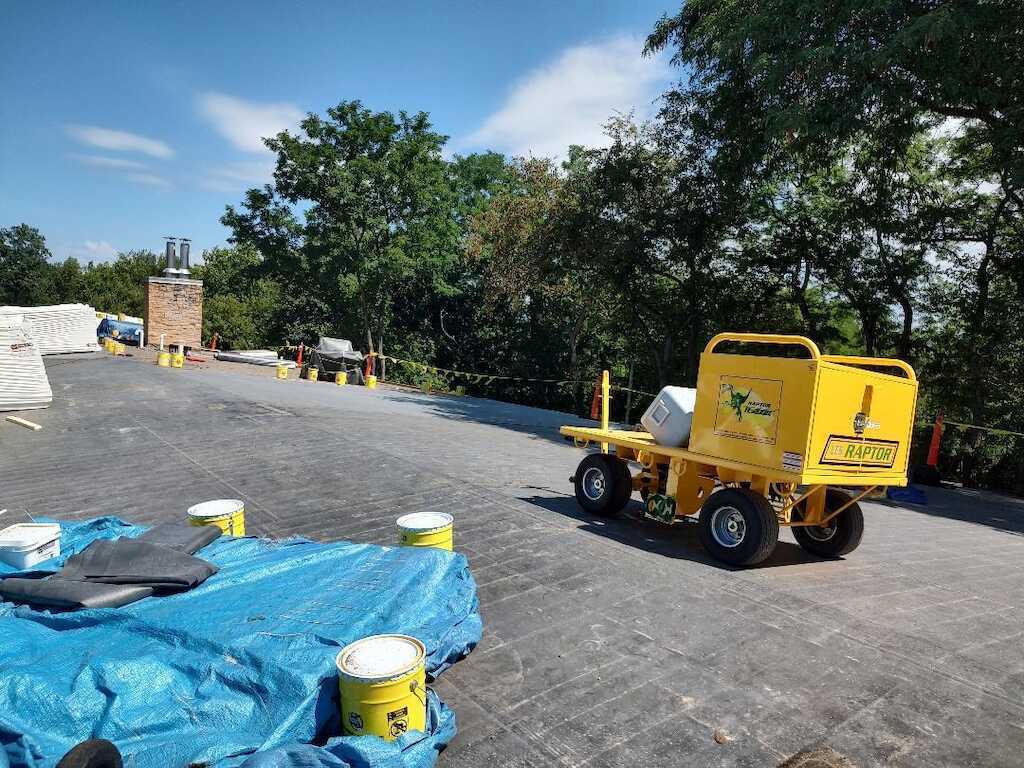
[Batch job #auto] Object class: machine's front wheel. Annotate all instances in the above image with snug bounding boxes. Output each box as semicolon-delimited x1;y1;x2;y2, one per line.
698;488;779;566
793;489;864;558
573;454;632;516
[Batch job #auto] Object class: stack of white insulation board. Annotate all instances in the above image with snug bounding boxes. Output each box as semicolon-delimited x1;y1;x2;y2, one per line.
0;304;99;355
214;350;297;368
0;316;52;412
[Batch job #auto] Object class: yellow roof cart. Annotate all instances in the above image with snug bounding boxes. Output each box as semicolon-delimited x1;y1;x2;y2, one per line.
560;333;918;566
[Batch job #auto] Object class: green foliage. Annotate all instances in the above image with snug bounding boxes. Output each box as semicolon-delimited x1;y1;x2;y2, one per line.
647;0;1024;200
79;250;164;316
223;101;460;355
0;224;52;306
192;246;281;349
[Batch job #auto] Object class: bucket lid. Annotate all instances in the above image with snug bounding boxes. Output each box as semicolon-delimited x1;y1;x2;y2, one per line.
396;512;453;534
0;523;60;552
187;499;244;519
336;634;425;682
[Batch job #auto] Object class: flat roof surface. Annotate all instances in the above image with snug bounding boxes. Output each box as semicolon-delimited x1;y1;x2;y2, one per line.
4;352;1023;767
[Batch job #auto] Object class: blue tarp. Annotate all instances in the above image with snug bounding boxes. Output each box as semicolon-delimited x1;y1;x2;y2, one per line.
0;518;481;768
96;318;143;345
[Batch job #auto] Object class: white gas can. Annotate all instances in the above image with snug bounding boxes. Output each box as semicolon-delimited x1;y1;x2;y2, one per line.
641;386;697;447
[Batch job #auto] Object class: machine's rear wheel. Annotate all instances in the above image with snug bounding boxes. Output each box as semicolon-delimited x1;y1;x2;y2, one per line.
793;489;864;558
573;454;632;516
698;488;779;566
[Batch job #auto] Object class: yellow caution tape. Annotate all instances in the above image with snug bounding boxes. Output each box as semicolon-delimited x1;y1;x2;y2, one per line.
941;420;1024;438
377;354;581;387
284;345;660;398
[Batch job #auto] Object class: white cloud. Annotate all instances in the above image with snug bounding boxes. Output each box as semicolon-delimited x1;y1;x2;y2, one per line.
123;172;173;189
70;154;149;171
197;92;304;153
65;125;173;158
200;159;276;192
70;153;173;189
68;240;117;261
461;36;671;158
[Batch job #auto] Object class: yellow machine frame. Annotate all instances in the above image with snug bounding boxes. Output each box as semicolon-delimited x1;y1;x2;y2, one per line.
561;333;919;530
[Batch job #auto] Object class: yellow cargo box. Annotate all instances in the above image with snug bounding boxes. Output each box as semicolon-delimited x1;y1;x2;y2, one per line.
688;334;918;487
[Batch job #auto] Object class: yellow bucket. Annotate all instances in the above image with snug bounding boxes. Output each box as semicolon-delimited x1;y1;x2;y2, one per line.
103;338;114;353
366;374;378;390
337;634;427;741
114;342;126;356
396;512;454;551
307;367;319;382
187;499;246;536
335;371;347;386
171;352;185;368
157;351;171;367
276;364;289;380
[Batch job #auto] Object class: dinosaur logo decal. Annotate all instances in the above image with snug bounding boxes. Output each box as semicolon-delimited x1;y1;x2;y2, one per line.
715;376;782;444
722;384;751;421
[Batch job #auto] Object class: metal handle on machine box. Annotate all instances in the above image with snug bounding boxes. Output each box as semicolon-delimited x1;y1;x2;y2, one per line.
820;354;917;381
703;333;821;359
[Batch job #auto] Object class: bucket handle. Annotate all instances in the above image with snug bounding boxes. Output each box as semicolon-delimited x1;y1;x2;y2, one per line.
409;679;428;708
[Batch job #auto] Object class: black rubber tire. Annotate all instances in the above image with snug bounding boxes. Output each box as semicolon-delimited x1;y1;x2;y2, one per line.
57;740;123;768
610;456;633;511
698;488;779;566
793;489;865;558
573;454;630;516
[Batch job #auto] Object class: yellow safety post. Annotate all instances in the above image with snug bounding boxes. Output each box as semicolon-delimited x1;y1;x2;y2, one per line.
601;369;610;453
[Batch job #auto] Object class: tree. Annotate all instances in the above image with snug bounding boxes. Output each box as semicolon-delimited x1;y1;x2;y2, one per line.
0;224;51;305
647;1;1024;204
223;101;459;361
79;250;163;316
192;246;282;350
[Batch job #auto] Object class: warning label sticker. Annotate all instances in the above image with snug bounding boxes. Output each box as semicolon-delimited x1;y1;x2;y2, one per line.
388;706;409;738
782;452;803;471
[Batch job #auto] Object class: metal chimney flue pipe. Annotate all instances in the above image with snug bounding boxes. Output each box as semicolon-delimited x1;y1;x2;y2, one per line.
164;238;177;275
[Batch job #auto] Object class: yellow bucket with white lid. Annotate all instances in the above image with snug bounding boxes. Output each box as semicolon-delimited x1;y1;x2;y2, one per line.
396;512;453;551
337;634;427;740
187;499;245;536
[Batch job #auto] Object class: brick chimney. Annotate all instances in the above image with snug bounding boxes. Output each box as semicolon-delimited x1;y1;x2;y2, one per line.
144;277;203;349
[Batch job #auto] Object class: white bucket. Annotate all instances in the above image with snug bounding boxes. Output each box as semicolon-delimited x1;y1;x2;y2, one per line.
0;523;61;569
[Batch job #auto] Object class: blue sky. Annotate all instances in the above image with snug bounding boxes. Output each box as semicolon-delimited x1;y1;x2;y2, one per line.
0;1;676;263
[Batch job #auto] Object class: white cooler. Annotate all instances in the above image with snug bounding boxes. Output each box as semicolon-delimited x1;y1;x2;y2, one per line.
641;386;698;447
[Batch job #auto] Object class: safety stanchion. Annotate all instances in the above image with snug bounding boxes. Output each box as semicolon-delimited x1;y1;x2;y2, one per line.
364;353;377;389
601;370;610;453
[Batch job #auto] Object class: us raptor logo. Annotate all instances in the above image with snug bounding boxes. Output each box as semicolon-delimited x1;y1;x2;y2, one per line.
714;376;783;445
